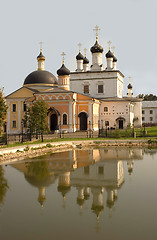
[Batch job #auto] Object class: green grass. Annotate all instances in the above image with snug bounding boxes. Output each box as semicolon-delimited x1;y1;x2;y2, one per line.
135;126;157;137
1;126;157;149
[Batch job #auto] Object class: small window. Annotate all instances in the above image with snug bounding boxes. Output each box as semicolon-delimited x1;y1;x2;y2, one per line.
142;117;145;121
12;104;16;112
150;110;153;114
98;85;103;93
98;166;104;175
63;114;67;125
23;103;26;112
150;117;153;121
12;120;16;128
84;166;89;175
104;107;108;112
84;85;89;94
142;110;145;114
105;121;109;126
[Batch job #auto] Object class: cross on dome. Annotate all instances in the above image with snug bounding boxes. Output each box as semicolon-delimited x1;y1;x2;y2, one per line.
84;48;87;57
107;40;112;50
128;76;132;83
78;43;82;52
111;46;115;54
61;52;66;64
39;41;44;52
93;25;100;40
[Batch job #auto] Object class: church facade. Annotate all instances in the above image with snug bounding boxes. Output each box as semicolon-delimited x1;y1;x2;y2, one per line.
5;27;142;135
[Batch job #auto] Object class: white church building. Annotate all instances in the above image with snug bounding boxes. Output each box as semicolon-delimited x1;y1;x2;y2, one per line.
70;26;142;129
5;26;142;134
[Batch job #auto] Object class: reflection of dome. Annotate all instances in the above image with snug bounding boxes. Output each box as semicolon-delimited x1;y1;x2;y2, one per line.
57;64;70;76
24;173;56;187
23;70;57;86
106;200;114;208
57;185;71;198
91;205;104;218
77;198;84;206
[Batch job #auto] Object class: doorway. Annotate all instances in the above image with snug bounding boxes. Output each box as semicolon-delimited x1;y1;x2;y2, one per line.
79;112;87;130
119;120;123;129
50;114;58;131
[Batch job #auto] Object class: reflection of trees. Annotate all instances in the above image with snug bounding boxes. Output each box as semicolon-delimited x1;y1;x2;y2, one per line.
0;166;9;206
26;161;49;180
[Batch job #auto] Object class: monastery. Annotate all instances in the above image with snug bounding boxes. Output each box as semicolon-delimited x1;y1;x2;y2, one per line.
6;26;142;134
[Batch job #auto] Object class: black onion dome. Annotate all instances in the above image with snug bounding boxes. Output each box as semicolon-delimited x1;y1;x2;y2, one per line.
76;52;84;60
106;50;114;58
37;52;45;61
57;64;70;76
113;55;117;62
24;70;57;85
127;83;133;89
83;56;89;64
90;40;103;53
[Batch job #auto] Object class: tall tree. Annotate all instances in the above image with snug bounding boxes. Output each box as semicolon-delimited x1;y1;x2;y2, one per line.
23;100;48;142
0;89;7;135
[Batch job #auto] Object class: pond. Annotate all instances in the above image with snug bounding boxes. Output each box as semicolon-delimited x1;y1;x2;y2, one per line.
0;147;157;240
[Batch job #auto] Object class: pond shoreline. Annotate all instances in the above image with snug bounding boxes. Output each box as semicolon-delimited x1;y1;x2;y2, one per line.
0;139;157;164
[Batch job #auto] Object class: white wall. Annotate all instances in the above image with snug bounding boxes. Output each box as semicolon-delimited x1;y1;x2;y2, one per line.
70;71;124;99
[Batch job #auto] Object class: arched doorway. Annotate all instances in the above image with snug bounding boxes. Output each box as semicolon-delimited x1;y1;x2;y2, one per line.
50;114;58;131
119;120;123;129
116;117;125;129
48;107;60;132
78;112;88;130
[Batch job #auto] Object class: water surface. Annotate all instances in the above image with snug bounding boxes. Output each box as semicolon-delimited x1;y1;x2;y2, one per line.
0;147;157;240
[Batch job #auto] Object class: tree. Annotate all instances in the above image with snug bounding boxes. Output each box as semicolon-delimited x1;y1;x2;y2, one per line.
23;100;48;142
0;166;9;207
0;89;7;135
137;94;157;101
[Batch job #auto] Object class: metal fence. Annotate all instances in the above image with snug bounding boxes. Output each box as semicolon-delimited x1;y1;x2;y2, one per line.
0;124;156;146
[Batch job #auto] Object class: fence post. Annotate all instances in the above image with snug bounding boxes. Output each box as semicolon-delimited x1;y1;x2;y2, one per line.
98;120;100;137
4;122;8;145
59;121;62;138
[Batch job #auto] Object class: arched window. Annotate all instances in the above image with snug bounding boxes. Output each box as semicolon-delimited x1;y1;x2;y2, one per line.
104;107;108;112
63;114;67;125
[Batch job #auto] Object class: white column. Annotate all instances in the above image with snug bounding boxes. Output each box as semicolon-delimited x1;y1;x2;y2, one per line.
69;101;73;132
18;100;21;133
77;60;83;72
106;58;113;70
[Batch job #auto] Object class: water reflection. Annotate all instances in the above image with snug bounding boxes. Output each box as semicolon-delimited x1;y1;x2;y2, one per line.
1;147;157;240
11;148;144;215
0;166;9;208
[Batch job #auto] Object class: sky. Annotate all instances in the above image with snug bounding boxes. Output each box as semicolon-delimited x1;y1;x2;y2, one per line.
0;0;157;96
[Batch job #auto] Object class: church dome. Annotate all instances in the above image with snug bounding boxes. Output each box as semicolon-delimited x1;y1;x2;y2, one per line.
37;51;45;61
127;83;133;89
23;70;57;86
83;56;89;64
76;52;84;60
90;40;103;53
106;50;114;58
113;55;117;62
57;64;70;76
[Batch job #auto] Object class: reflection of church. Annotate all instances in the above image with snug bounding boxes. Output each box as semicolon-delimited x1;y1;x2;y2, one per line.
11;148;143;218
6;26;142;134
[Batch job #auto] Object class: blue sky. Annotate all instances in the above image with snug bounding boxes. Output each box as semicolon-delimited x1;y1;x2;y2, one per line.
0;0;157;96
